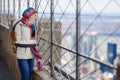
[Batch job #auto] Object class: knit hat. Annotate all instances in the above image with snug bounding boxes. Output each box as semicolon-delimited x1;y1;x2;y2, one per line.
22;7;37;18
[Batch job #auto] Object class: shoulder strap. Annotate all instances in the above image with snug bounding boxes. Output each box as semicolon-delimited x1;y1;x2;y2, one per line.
12;20;22;30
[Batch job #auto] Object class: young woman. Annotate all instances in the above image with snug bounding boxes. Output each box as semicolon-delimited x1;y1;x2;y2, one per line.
15;7;42;80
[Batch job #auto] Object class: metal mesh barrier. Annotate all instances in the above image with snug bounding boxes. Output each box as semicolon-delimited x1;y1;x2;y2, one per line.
0;0;120;80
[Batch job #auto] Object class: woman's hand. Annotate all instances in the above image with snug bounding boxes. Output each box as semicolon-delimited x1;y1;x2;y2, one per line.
39;23;44;28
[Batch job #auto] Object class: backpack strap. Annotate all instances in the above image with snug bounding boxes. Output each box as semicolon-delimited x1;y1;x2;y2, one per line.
10;20;22;43
12;20;22;30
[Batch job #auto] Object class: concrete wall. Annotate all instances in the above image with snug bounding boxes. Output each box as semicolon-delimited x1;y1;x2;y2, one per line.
37;20;62;64
0;24;21;80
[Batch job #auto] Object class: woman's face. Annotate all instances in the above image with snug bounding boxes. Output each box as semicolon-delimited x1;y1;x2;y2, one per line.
29;13;37;23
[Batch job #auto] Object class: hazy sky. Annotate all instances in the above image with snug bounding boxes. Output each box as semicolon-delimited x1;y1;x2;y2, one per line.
81;0;120;15
54;0;120;15
3;0;120;16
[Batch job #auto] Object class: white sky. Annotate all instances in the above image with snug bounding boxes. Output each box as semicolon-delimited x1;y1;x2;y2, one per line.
81;0;120;15
3;0;120;16
54;0;120;15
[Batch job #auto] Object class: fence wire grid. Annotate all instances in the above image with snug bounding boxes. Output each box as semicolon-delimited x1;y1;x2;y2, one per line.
0;0;120;80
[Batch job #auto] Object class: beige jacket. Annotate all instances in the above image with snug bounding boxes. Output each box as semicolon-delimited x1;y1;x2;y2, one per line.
15;22;36;59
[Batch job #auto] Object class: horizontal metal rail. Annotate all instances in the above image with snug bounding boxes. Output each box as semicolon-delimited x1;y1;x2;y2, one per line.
39;37;116;79
52;42;116;70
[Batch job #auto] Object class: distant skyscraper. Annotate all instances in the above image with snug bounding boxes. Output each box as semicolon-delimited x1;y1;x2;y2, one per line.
100;43;117;73
88;31;97;56
107;43;117;64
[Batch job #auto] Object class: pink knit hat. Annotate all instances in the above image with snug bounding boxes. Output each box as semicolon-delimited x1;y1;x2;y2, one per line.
22;7;37;18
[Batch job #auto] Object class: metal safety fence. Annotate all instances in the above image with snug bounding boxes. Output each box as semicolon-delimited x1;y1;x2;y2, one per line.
0;0;120;80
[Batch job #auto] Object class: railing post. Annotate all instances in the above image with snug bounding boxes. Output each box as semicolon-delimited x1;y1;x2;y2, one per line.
0;0;2;22
8;0;10;25
116;55;120;80
50;0;54;77
18;0;21;18
35;0;38;10
76;0;81;80
13;0;15;16
27;0;30;7
3;0;5;24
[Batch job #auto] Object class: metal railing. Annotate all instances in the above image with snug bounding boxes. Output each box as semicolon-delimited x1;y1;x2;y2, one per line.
0;0;120;80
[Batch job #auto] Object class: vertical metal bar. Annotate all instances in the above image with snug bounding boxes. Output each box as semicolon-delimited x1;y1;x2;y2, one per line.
3;0;5;24
8;0;10;16
0;0;2;22
50;0;54;77
76;0;81;80
35;0;39;26
8;0;10;25
116;64;120;80
18;0;21;18
27;0;30;7
35;0;38;26
34;0;37;39
1;0;3;14
3;0;5;14
35;0;38;9
116;56;120;80
13;0;15;16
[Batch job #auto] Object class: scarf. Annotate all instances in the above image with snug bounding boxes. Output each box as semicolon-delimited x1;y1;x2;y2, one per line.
21;17;36;39
30;46;43;71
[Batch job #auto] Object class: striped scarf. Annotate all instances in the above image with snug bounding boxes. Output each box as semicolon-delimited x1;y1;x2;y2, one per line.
21;17;36;39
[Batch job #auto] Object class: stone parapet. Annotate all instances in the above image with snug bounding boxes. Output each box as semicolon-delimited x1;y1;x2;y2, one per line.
0;24;21;80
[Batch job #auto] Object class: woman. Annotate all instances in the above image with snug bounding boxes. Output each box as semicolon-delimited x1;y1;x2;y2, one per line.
15;7;43;80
